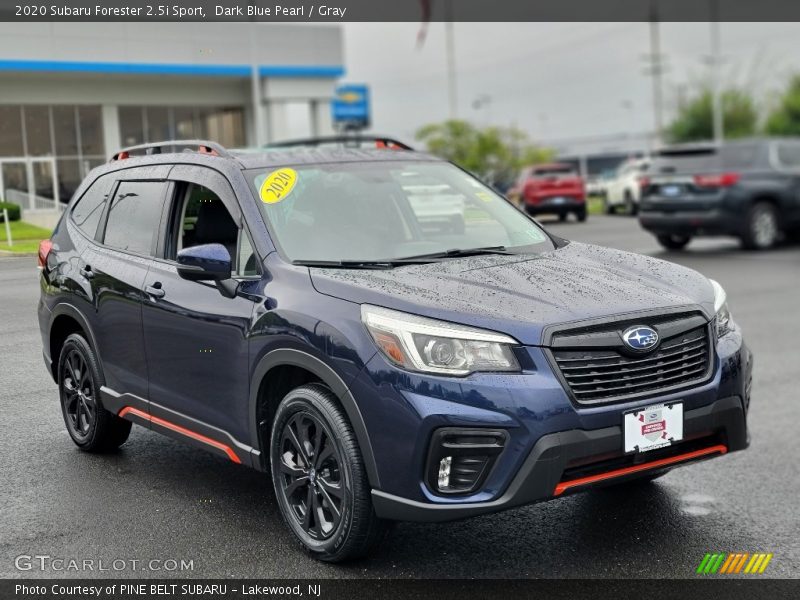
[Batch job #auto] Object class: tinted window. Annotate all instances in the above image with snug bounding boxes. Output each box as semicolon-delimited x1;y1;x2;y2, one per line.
103;181;166;255
71;175;114;238
776;142;800;168
653;144;758;173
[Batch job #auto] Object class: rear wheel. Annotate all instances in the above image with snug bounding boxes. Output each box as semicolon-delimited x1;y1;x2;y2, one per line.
624;190;637;216
558;212;568;222
576;207;588;222
58;334;131;452
604;198;616;215
741;202;779;250
656;234;691;251
270;384;387;562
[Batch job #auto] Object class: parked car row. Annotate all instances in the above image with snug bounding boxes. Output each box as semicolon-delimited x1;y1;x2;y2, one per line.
508;137;800;251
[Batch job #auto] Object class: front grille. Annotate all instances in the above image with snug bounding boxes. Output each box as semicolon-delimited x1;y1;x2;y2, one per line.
550;315;712;404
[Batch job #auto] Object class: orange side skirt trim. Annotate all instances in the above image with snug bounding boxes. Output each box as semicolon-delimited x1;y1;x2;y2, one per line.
118;406;242;464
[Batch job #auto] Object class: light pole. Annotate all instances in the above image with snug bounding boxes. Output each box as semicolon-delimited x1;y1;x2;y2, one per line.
444;0;457;119
709;0;724;144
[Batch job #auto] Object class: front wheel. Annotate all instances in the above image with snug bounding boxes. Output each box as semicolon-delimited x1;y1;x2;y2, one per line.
270;384;387;562
656;234;691;250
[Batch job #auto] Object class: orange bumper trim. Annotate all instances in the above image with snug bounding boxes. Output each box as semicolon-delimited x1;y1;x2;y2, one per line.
118;406;242;464
553;444;727;496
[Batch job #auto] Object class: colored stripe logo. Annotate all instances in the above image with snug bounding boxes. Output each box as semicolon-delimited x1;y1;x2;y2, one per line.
696;553;773;574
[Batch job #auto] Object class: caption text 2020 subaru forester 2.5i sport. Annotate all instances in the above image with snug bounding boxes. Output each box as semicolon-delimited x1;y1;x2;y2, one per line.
38;137;752;562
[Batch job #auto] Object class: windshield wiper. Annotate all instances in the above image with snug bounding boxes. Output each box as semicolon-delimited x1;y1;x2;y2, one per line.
292;258;434;269
394;246;515;261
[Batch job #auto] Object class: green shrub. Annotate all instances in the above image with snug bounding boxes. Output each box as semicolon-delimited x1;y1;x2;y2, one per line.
0;202;21;222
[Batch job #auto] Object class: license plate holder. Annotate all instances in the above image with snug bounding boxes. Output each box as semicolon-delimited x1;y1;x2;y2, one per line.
660;185;682;197
623;402;683;453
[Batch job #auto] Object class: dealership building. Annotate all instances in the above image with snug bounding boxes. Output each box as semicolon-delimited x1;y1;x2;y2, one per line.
0;22;344;220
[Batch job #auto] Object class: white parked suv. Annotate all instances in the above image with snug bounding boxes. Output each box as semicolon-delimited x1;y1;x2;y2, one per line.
604;157;650;215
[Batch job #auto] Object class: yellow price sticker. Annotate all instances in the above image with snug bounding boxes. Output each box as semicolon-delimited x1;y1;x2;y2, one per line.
260;168;298;204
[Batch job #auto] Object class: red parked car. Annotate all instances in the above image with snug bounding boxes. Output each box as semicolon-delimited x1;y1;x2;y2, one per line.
512;163;587;222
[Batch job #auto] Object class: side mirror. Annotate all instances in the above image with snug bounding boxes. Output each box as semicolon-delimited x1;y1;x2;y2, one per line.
177;243;232;282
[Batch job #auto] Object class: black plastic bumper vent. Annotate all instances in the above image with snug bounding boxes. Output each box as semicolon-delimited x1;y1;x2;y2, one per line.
425;428;506;496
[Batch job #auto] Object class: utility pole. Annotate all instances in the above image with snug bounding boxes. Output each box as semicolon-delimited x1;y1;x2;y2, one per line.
643;1;666;146
248;6;266;146
709;0;724;144
444;0;458;119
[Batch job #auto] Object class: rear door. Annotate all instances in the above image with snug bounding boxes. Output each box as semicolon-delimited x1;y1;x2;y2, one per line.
85;166;171;398
140;165;261;444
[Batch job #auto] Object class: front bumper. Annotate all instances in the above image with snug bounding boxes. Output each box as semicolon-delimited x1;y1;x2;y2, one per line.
354;322;752;523
372;395;748;522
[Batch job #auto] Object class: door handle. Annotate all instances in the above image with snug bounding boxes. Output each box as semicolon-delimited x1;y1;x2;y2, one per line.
79;265;94;279
145;283;165;299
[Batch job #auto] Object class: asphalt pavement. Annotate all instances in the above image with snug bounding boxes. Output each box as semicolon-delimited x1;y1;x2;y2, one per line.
1;215;798;579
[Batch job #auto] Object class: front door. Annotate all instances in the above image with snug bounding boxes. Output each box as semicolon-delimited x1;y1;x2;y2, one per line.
141;165;260;445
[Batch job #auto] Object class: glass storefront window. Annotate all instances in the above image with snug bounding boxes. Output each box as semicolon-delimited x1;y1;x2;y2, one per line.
56;159;82;203
174;107;197;139
24;106;53;156
147;107;171;143
0;106;24;157
53;105;79;156
119;106;145;146
79;106;103;155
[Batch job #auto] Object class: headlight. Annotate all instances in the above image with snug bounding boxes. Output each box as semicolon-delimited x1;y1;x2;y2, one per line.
709;279;732;337
361;305;520;375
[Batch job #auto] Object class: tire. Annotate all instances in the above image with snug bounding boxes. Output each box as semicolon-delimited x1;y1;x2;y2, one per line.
58;333;131;452
624;190;637;216
741;201;779;250
558;212;568;222
656;234;691;251
270;383;387;562
576;207;588;222
604;199;616;215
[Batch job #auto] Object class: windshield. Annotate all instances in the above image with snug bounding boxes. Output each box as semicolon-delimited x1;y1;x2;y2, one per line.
247;161;555;264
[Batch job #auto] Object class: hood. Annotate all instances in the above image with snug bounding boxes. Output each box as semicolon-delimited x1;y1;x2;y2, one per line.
309;242;716;345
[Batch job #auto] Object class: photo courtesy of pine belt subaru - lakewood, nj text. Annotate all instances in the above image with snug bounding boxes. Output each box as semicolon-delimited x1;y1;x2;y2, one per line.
37;137;753;562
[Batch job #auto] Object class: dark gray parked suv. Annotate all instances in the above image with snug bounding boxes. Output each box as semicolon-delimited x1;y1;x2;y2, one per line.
639;139;800;250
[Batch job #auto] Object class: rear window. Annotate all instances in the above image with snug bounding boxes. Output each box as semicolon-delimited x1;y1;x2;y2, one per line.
775;142;800;168
102;181;166;255
71;174;115;239
652;144;759;173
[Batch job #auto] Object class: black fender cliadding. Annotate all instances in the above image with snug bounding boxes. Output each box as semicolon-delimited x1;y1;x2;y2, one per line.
248;348;380;488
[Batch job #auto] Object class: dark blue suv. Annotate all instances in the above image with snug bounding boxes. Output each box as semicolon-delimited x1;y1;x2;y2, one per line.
38;138;752;562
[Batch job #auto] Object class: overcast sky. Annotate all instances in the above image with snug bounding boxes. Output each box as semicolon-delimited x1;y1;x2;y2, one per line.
341;22;800;148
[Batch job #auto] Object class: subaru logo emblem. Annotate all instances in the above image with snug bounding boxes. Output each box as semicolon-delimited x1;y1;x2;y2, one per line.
622;326;659;352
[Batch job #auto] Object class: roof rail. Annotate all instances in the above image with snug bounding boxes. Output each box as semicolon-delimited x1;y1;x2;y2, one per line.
109;140;231;162
266;135;414;151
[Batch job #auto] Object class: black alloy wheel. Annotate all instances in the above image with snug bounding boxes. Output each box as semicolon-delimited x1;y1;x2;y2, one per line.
278;411;345;540
270;384;387;562
61;348;96;442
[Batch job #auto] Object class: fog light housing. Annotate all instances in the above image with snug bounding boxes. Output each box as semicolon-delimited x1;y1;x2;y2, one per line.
426;428;507;495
